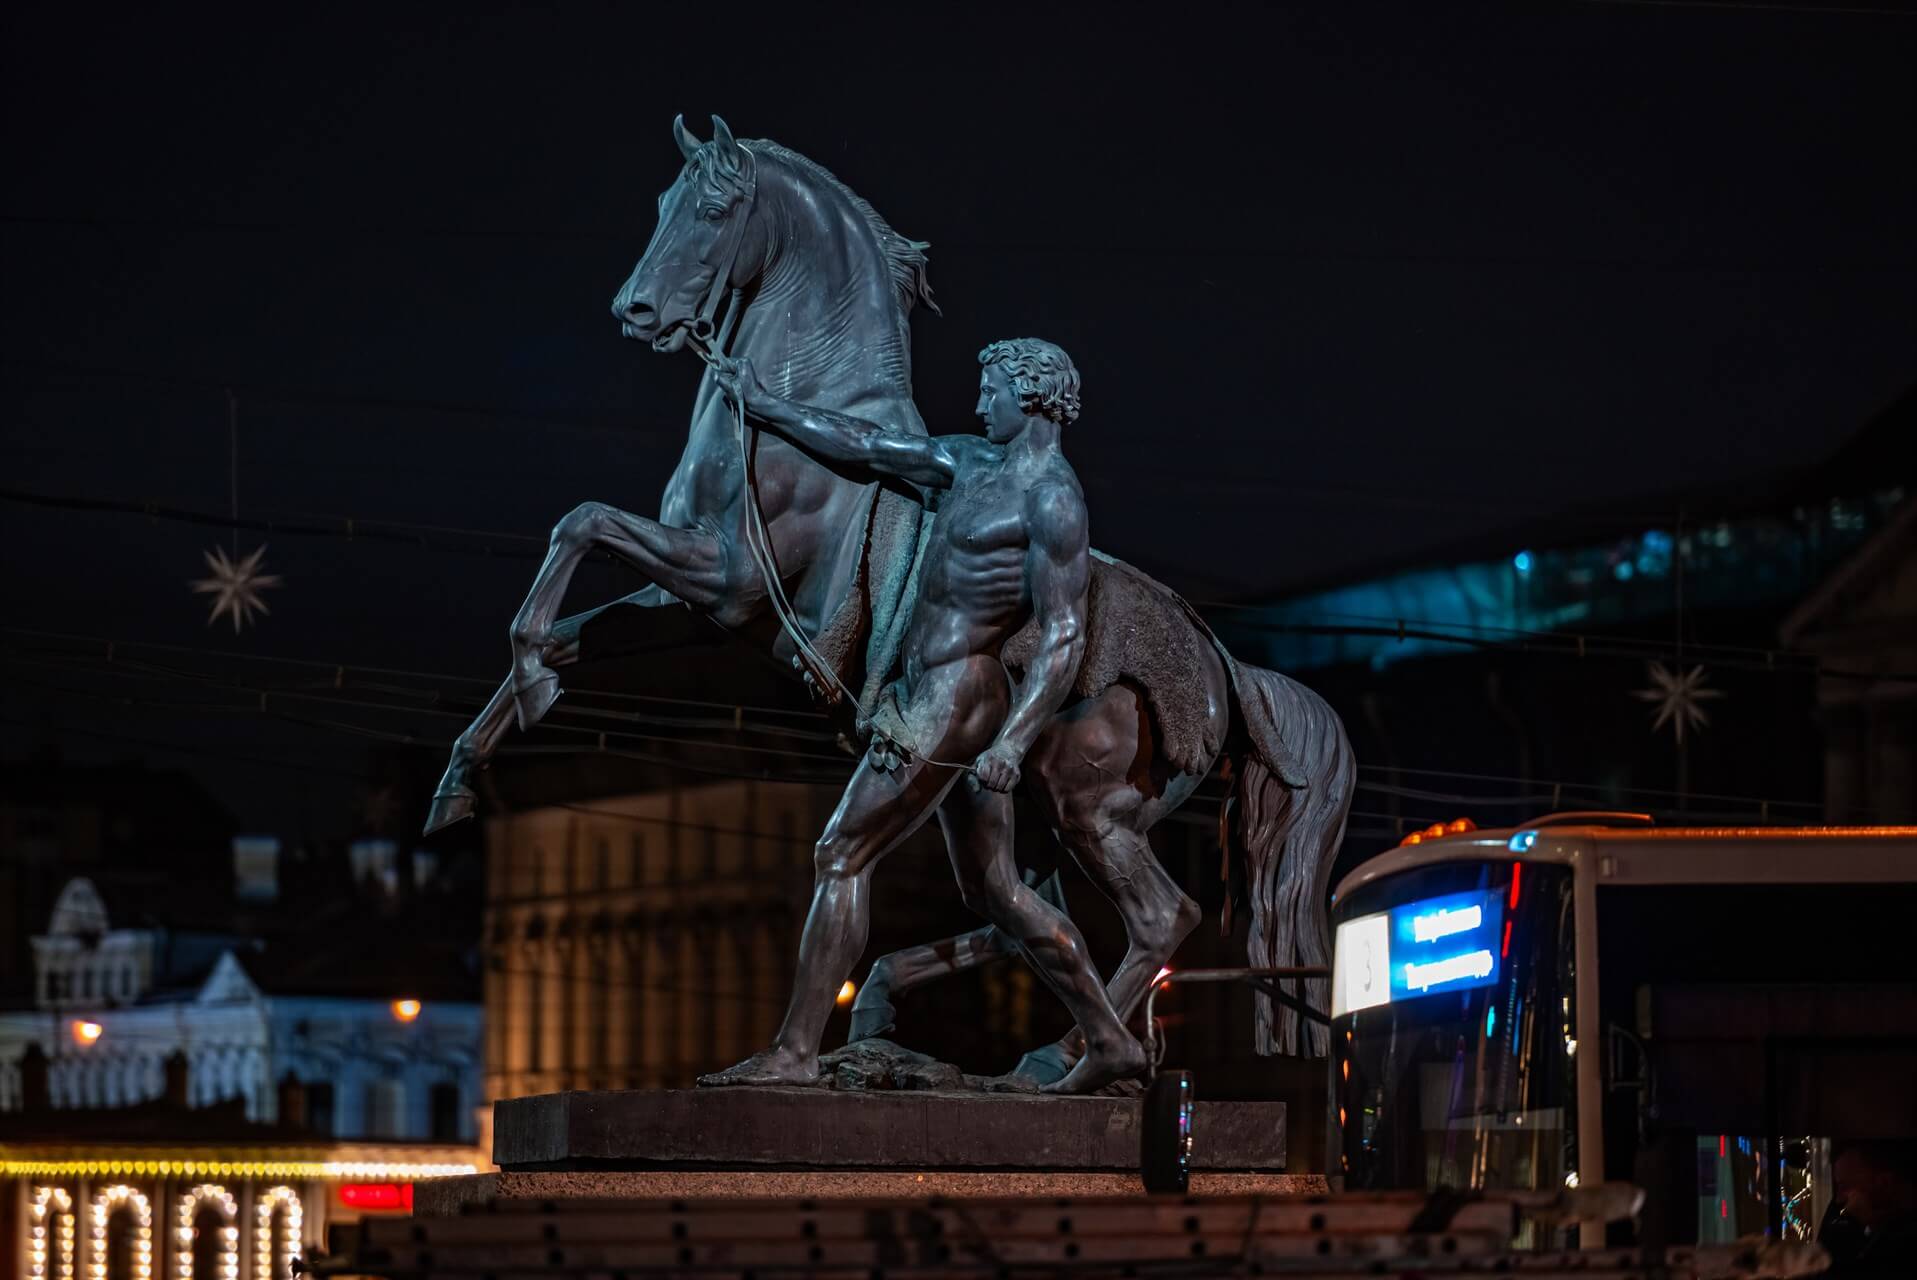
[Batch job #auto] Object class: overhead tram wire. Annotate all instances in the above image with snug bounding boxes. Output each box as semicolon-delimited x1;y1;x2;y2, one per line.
1355;761;1826;815
1206;610;1917;685
0;357;636;436
0;487;550;561
7;670;856;774
6;212;1913;272
7;625;1854;820
0;624;836;721
4;679;1833;832
6;490;1909;687
13;665;1854;829
6;641;844;744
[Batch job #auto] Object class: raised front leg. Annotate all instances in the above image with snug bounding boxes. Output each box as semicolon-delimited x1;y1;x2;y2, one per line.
508;502;732;730
425;587;666;834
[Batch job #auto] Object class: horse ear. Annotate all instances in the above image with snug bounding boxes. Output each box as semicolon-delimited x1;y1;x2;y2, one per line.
673;114;701;162
710;114;742;171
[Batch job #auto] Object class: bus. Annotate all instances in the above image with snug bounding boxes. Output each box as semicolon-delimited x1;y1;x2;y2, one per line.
1326;814;1917;1247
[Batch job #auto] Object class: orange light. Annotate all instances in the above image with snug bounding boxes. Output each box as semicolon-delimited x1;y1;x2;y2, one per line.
1341;1059;1349;1080
391;999;421;1023
71;1020;103;1046
1446;817;1476;834
836;981;856;1006
1401;833;1423;846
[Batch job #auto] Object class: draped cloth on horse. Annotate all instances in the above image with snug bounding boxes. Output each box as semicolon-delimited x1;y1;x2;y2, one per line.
808;485;1307;789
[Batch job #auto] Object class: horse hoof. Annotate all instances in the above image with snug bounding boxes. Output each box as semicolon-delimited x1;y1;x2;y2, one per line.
847;998;899;1043
423;787;476;834
1010;1043;1076;1087
511;667;562;731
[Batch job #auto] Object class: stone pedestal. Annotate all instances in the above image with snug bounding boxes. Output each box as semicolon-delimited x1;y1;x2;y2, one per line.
411;1087;1321;1212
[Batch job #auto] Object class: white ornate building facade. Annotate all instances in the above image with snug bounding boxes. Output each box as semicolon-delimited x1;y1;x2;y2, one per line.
0;878;484;1279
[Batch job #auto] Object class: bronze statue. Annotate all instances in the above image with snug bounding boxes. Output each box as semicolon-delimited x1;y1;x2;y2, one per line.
694;340;1142;1093
425;117;1355;1086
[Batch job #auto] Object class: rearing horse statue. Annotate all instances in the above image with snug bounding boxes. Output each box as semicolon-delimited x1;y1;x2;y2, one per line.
428;116;1354;1073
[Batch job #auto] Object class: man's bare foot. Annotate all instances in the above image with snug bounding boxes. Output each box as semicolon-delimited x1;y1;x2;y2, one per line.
1040;1031;1146;1095
696;1046;821;1088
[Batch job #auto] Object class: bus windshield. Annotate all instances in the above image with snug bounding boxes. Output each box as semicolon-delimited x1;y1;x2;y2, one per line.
1331;858;1576;1197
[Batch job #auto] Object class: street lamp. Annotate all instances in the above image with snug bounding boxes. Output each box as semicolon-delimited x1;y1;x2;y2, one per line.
71;1020;103;1046
391;999;421;1023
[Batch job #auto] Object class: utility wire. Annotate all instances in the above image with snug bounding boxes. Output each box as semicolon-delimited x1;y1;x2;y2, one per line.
0;624;832;720
9;630;1854;820
5;213;1913;271
0;486;548;560
0;357;636;435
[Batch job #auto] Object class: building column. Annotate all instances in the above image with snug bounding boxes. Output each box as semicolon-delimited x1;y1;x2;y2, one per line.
538;924;564;1093
643;925;673;1089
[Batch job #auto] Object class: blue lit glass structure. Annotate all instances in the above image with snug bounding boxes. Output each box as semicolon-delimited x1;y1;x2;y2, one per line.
1219;489;1906;671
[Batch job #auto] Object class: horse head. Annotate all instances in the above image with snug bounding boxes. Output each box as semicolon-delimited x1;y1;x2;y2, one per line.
612;114;763;354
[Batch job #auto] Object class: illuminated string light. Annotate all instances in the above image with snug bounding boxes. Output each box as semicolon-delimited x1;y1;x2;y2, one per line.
29;1186;76;1280
2;1158;478;1179
254;1187;304;1280
173;1184;238;1280
88;1186;152;1280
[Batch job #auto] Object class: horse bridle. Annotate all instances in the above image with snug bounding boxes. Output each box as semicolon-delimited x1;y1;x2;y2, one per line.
684;143;755;353
678;146;848;705
677;146;976;775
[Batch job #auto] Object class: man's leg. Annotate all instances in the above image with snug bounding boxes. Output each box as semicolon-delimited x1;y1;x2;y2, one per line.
700;660;1008;1086
937;785;1146;1094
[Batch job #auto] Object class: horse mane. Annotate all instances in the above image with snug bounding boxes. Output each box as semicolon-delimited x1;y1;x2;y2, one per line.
747;139;940;319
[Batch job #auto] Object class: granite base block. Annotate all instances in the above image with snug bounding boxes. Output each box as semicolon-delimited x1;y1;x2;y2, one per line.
415;1169;1327;1217
492;1087;1288;1173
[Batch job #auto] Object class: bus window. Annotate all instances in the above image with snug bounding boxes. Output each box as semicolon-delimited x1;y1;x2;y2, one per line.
1332;859;1577;1225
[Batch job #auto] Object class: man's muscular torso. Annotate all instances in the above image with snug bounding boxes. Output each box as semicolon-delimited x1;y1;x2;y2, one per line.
903;443;1084;686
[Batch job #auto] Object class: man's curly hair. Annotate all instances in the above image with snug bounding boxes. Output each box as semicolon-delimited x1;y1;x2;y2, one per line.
978;338;1081;426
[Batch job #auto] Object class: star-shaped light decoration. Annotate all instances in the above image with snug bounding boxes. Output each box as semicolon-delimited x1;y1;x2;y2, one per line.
190;543;283;632
1631;661;1723;744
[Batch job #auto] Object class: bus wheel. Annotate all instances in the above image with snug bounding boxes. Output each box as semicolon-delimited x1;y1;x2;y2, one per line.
1140;1070;1195;1194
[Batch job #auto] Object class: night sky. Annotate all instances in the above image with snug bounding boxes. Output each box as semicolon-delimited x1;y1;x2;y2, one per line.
4;2;1913;834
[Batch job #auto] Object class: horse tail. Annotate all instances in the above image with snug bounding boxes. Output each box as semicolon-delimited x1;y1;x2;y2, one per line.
1226;664;1355;1057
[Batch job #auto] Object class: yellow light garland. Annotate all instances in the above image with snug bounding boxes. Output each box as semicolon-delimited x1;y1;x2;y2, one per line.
254;1186;304;1280
3;1158;477;1179
88;1186;152;1280
29;1186;76;1280
173;1184;238;1280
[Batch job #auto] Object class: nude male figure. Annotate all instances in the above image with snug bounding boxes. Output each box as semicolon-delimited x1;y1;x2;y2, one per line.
698;338;1145;1095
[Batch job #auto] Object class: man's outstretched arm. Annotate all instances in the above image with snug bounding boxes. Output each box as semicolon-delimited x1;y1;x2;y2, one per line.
714;356;959;490
973;481;1091;792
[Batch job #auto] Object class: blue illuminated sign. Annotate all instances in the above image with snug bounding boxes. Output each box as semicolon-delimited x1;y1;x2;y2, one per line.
1334;887;1507;1015
1387;888;1504;1004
